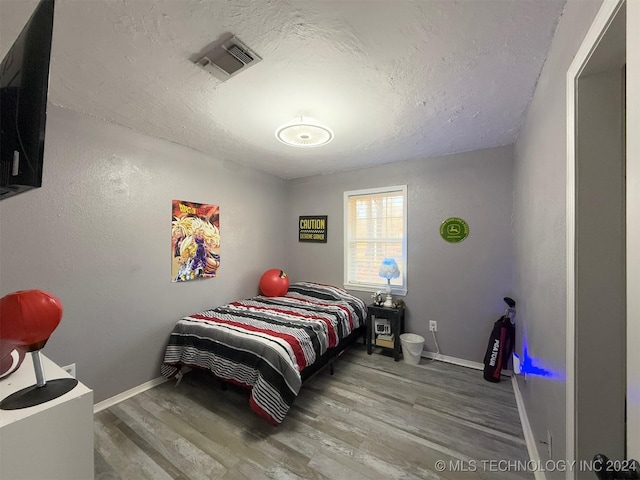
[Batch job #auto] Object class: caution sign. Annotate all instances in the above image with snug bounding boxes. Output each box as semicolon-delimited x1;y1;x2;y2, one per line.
299;215;327;243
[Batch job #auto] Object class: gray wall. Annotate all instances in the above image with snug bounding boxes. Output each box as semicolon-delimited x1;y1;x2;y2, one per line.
512;0;603;469
0;106;289;403
286;146;514;363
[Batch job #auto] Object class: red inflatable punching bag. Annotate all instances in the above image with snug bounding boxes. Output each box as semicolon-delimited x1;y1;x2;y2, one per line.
0;290;63;351
259;269;289;297
0;290;62;379
0;290;78;410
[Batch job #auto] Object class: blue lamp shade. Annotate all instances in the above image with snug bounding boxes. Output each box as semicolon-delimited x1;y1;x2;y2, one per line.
378;258;400;307
378;258;400;281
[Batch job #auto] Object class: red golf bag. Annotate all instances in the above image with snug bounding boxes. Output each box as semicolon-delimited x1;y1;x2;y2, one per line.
483;297;516;383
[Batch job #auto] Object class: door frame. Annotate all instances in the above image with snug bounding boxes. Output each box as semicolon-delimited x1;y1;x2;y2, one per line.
566;0;640;471
625;0;640;460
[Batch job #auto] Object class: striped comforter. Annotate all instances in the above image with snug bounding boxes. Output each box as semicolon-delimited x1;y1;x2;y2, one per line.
161;282;366;424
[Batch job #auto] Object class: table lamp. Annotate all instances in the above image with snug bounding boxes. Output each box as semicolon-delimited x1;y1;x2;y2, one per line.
378;258;400;307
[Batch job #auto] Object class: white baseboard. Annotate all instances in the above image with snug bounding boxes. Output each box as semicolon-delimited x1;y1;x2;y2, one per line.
422;351;483;370
512;375;546;480
93;376;168;413
421;351;513;377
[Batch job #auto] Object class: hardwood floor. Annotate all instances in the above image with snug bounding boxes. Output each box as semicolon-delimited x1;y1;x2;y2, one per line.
94;345;532;479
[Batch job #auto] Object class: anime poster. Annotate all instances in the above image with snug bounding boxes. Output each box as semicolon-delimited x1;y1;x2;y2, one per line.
171;200;220;282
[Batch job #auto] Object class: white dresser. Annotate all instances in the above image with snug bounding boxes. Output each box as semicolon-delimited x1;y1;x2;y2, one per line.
0;354;94;479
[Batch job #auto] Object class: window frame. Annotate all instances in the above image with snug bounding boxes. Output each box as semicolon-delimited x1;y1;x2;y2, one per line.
343;185;408;295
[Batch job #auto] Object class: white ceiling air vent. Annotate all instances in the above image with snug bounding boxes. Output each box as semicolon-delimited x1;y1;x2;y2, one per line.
195;36;262;82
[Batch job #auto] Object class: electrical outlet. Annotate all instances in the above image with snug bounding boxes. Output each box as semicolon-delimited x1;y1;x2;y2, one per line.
429;320;437;332
62;363;76;378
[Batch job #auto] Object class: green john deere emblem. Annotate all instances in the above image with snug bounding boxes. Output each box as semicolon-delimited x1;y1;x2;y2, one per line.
440;217;469;243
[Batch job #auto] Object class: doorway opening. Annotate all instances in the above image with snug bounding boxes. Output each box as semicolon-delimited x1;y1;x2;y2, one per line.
566;0;627;468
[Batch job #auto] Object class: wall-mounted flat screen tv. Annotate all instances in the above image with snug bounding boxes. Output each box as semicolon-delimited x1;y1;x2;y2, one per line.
0;0;54;200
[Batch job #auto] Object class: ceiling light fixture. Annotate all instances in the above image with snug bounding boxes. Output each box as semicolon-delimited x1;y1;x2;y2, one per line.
276;117;334;148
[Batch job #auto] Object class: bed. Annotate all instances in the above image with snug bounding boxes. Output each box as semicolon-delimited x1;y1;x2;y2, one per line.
161;282;367;425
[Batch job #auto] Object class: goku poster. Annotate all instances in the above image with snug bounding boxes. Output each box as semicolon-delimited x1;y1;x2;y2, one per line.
171;199;220;282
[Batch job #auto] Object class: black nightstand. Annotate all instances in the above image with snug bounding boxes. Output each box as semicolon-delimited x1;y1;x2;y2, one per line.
366;304;405;361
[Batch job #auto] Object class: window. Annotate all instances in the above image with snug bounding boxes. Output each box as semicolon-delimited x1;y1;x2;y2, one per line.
343;185;407;294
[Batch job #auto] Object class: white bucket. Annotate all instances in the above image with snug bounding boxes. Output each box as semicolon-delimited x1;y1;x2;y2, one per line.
400;333;425;365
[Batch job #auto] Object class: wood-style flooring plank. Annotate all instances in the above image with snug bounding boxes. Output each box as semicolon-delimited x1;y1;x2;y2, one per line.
94;410;175;480
95;345;532;479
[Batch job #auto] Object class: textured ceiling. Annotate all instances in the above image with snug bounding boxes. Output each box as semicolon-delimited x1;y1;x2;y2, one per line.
1;0;566;179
